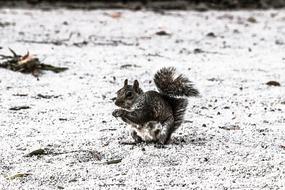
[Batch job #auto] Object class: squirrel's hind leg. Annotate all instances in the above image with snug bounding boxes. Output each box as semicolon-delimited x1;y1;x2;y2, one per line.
157;116;174;144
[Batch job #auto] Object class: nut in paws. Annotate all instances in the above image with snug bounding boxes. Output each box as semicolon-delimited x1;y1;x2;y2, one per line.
112;109;125;117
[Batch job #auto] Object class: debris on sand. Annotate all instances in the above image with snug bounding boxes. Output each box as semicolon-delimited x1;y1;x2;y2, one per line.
59;118;68;121
193;48;204;54
104;12;122;19
13;93;28;97
24;148;102;163
155;30;171;36
207;78;224;82
24;148;47;157
119;141;137;145
120;64;141;69
9;106;31;111
0;21;15;28
36;94;60;99
8;173;31;180
206;32;216;38
0;48;68;77
247;16;257;23
219;125;240;130
266;81;281;86
105;158;122;165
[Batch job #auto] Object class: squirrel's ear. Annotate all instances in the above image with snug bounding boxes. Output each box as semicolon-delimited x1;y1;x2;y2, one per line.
133;80;139;91
124;79;128;86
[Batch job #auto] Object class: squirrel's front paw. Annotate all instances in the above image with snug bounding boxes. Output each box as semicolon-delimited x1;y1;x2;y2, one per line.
112;109;125;117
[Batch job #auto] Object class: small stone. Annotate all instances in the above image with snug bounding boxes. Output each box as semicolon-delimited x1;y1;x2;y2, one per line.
155;31;171;36
247;16;257;23
266;81;281;86
24;148;47;157
193;48;203;54
206;32;216;38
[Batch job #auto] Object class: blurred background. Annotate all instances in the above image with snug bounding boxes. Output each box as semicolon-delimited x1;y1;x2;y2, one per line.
1;0;285;10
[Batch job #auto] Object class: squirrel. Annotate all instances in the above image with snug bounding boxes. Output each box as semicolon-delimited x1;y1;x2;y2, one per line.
112;67;199;144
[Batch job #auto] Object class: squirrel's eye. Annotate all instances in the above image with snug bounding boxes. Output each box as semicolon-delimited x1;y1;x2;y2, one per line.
126;92;132;98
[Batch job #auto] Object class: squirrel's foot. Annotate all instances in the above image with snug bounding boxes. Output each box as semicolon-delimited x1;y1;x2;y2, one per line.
157;132;168;145
112;109;125;117
154;144;166;149
131;131;143;143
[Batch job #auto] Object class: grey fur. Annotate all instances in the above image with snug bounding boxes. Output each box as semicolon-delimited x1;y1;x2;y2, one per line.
113;67;199;144
154;67;199;97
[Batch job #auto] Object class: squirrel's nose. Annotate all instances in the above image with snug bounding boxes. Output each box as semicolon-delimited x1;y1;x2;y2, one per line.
115;99;124;106
115;99;120;106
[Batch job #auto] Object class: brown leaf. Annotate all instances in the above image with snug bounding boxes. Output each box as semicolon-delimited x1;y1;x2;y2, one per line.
105;12;122;19
8;173;31;180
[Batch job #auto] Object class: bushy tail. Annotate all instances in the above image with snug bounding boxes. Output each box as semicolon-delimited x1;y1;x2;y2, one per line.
154;67;199;97
154;67;199;142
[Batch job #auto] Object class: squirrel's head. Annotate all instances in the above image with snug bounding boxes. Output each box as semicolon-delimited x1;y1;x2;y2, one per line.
114;79;143;109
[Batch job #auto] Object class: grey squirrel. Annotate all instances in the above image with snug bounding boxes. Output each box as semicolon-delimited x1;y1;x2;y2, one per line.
112;67;199;144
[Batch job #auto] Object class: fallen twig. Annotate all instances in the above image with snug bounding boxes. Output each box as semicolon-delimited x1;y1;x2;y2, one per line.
0;48;68;77
8;173;31;180
105;159;122;165
36;94;60;99
9;106;31;111
219;125;240;130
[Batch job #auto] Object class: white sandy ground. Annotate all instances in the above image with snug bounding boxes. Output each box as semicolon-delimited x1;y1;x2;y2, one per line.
0;8;285;190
